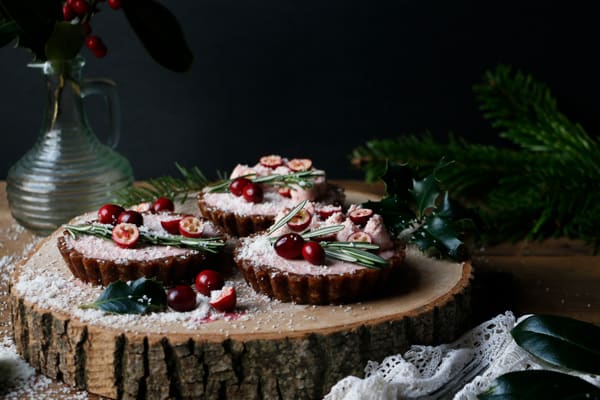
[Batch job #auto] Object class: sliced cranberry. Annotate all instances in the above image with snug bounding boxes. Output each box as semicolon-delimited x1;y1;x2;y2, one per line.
152;197;175;213
209;286;237;312
178;216;204;238
287;209;312;232
195;269;225;296
167;285;197;312
348;208;374;225
278;187;291;198
229;177;251;196
347;231;373;243
112;223;140;248
242;183;263;203
287;158;313;172
274;233;305;259
98;204;125;224
301;241;325;265
316;205;342;219
161;216;183;235
131;202;152;213
117;210;143;226
259;155;283;169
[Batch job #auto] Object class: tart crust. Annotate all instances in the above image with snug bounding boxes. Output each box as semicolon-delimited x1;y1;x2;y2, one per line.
198;183;345;237
233;242;406;305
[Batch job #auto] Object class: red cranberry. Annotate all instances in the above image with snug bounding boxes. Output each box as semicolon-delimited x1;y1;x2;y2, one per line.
274;233;305;259
108;0;122;9
209;286;236;312
86;35;107;58
316;205;342;219
259;155;283;168
348;208;374;225
287;209;312;232
62;4;75;20
152;197;175;213
278;187;291;198
178;216;204;238
229;177;251;197
242;183;263;203
167;285;197;312
195;270;225;296
98;204;124;224
301;241;325;265
117;210;143;226
160;216;183;235
347;231;373;243
111;223;140;248
70;0;89;16
287;158;313;172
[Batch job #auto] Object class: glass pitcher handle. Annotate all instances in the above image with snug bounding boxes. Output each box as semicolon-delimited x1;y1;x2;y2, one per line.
81;79;121;149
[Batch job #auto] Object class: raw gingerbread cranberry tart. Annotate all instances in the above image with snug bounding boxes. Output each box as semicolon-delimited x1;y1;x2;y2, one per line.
233;201;405;305
58;198;225;286
198;155;344;237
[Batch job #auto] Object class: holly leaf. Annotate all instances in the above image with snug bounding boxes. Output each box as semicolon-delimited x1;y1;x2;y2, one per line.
511;315;600;375
479;370;600;399
363;195;414;236
410;173;440;220
81;277;167;314
45;22;85;61
122;0;193;72
413;213;465;259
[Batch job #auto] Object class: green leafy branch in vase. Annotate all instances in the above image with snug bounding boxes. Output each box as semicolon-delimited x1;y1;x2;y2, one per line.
351;66;600;249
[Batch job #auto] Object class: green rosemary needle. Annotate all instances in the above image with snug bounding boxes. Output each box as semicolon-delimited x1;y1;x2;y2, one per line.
205;171;325;193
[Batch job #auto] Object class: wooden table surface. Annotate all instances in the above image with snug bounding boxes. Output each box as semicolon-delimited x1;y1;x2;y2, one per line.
1;180;599;397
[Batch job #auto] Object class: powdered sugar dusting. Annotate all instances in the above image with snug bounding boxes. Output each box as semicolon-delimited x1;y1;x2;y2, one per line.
203;191;299;216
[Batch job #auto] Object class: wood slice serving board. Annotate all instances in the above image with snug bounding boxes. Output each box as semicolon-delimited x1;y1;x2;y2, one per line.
9;192;473;400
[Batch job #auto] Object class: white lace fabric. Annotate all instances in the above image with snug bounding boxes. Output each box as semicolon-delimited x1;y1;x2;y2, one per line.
325;312;600;400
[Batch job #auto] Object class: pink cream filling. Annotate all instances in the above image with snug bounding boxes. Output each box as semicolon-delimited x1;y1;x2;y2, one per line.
237;236;395;276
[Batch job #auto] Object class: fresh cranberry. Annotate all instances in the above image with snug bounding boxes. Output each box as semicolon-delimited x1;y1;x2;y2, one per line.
117;210;143;226
209;286;236;312
278;187;291;198
301;241;325;265
167;285;197;312
316;205;342;219
274;233;305;259
62;4;75;20
98;203;124;224
112;223;140;248
160;216;183;235
86;35;107;58
178;216;204;238
287;158;313;172
107;0;122;9
131;202;151;213
242;183;263;203
259;155;283;169
347;231;373;243
287;209;312;232
229;177;251;196
195;270;225;296
70;0;89;16
348;208;374;225
151;197;175;213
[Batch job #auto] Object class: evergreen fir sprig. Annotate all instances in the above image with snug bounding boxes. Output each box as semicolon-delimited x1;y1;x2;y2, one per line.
205;171;324;193
65;223;225;253
350;66;600;248
114;163;209;206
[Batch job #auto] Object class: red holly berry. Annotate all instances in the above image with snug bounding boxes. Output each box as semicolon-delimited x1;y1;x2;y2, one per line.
62;4;75;20
287;209;312;232
209;286;236;312
301;241;325;265
107;0;122;9
229;177;251;197
167;285;197;312
151;197;175;213
117;210;143;226
242;182;263;203
86;35;107;58
70;0;89;16
195;270;225;296
274;233;305;259
112;223;140;248
98;203;125;224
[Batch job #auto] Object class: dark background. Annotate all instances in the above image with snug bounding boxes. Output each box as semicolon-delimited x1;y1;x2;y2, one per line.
1;1;599;180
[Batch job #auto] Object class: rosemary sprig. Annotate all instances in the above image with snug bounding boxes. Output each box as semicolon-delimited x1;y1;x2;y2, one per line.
205;170;325;193
267;200;308;234
65;223;225;254
300;225;344;239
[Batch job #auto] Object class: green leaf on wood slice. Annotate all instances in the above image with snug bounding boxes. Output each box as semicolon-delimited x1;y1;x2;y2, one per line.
478;370;600;400
45;22;85;61
511;315;600;375
122;0;193;72
81;277;167;314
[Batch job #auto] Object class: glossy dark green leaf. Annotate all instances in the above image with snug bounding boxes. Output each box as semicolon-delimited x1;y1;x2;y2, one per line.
0;19;19;47
122;0;193;72
411;174;440;219
511;315;600;374
82;277;167;314
478;370;600;399
363;195;414;236
45;22;85;61
415;213;464;259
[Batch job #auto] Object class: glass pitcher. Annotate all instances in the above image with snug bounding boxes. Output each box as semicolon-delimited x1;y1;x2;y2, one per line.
6;57;134;234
